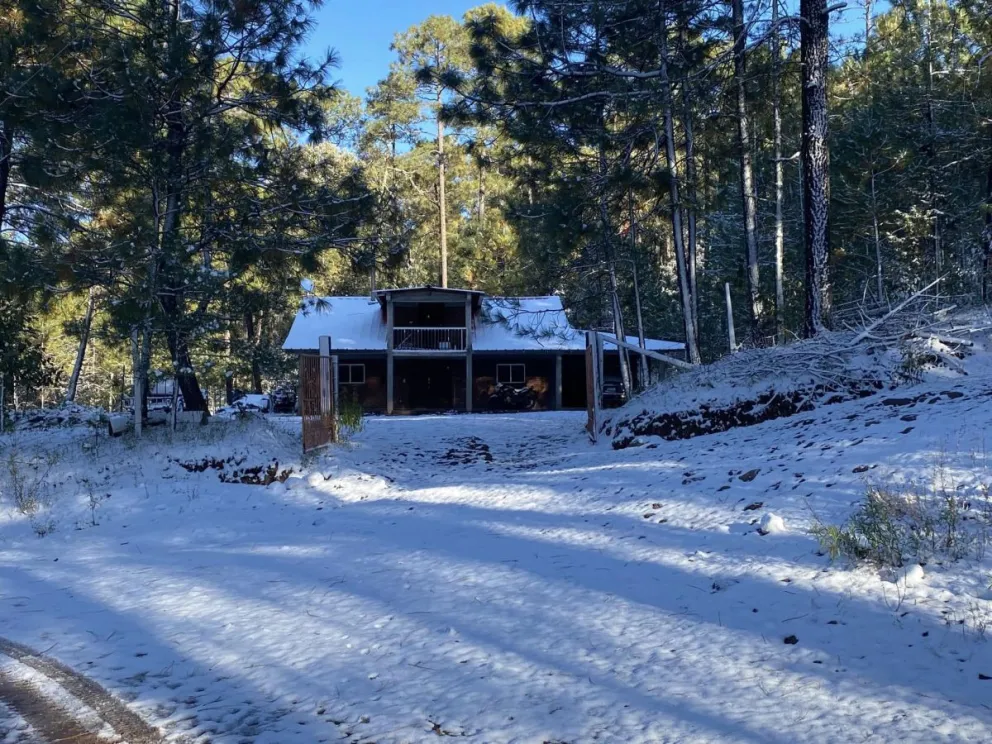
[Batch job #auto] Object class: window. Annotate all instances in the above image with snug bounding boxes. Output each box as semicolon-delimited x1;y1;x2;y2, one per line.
496;363;526;385
339;363;365;385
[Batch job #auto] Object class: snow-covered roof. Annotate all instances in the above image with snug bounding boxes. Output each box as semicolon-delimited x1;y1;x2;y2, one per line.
475;296;584;351
282;297;385;351
282;294;683;354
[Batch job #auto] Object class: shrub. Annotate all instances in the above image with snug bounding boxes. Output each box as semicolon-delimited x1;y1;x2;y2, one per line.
338;398;364;438
812;478;990;568
1;450;59;516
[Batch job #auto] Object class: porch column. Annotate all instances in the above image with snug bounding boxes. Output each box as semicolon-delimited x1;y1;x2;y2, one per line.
386;294;394;415
555;354;563;410
465;295;473;412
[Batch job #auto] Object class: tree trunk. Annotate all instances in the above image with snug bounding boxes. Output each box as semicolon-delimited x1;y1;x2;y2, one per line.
159;294;208;412
65;288;97;402
922;0;941;281
871;171;884;302
772;0;786;341
478;162;486;220
679;65;699;341
801;0;831;337
732;0;763;337
0;121;11;232
659;0;701;364
437;97;448;288
244;311;263;394
982;130;992;301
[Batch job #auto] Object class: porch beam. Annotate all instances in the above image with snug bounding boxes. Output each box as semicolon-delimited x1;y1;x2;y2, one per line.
386;294;394;415
555;354;562;410
465;295;473;412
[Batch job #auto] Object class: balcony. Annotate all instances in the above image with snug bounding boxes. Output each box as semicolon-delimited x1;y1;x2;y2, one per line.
393;326;467;352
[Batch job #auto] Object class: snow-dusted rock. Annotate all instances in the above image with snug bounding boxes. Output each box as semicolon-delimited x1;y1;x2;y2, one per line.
896;563;926;588
306;472;327;488
758;513;786;535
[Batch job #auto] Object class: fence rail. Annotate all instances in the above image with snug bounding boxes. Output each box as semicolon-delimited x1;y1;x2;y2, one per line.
393;326;467;352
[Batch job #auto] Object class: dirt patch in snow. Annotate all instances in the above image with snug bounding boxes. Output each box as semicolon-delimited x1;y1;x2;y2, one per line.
0;637;161;743
610;382;882;449
173;455;293;485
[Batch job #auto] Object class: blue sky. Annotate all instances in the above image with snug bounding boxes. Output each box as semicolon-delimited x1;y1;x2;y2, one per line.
307;1;873;100
304;1;486;97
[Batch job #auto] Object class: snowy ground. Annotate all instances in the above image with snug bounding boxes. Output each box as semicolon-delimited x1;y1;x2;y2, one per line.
2;383;992;742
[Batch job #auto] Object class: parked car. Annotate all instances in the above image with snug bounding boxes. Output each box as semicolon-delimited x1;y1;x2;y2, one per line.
270;384;297;414
214;393;270;420
601;375;626;407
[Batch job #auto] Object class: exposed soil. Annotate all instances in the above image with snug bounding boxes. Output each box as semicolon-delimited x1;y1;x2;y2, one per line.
173;455;292;485
0;637;161;744
0;667;105;743
609;381;887;449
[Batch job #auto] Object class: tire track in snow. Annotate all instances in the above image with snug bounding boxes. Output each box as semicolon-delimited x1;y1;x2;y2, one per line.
0;637;161;744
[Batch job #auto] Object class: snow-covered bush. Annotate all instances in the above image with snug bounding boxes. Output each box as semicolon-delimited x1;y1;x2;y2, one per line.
1;450;59;516
812;478;991;568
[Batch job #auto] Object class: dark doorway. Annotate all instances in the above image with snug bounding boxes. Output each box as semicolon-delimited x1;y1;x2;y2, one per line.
395;358;466;412
561;353;587;409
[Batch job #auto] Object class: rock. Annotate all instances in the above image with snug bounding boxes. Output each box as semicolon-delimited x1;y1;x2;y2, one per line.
739;468;760;482
783;635;799;645
757;513;786;535
896;564;925;588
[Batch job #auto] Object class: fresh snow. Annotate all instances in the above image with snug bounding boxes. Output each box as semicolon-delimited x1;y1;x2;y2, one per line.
282;294;683;353
2;376;992;741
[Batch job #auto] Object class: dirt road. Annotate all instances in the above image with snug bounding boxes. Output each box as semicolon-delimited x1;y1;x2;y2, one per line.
0;637;160;744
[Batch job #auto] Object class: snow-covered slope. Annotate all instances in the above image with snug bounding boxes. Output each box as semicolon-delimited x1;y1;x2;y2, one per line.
2;373;992;741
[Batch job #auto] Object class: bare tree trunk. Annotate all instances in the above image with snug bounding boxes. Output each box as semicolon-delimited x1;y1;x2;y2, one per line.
772;0;786;341
922;0;941;281
659;0;701;364
679;66;699;340
437;96;448;288
982;129;992;302
597;138;632;398
801;0;831;337
478;162;486;221
131;328;145;437
65;288;97;402
725;282;738;352
871;171;885;302
0;121;11;232
244;311;263;394
732;0;763;336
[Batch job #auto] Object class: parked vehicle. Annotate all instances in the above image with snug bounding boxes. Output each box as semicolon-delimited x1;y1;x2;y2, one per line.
601;375;626;407
270;384;298;414
486;383;537;411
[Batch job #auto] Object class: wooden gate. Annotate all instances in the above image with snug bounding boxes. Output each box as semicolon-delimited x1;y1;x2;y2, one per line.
300;338;338;453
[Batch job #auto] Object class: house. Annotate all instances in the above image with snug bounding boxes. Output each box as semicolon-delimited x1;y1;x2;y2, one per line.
282;286;683;414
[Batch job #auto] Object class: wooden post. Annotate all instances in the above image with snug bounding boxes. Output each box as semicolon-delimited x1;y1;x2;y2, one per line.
585;331;602;442
465;295;473;412
331;353;339;443
386;294;394;415
725;282;738;353
170;375;180;432
555;354;563;410
319;335;332;423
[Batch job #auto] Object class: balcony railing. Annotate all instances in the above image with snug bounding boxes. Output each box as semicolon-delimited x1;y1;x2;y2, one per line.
393;326;467;352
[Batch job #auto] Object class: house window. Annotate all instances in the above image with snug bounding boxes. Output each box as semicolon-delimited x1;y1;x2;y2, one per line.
496;363;526;385
339;363;365;385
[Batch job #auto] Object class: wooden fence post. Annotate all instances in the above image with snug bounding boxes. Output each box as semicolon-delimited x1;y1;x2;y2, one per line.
585;331;602;442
